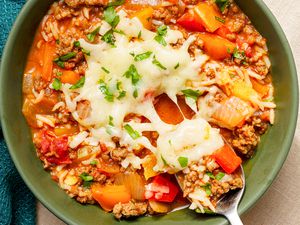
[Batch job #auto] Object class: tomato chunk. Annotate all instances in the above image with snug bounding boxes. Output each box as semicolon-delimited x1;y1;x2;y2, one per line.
177;10;205;32
213;144;242;174
145;175;179;203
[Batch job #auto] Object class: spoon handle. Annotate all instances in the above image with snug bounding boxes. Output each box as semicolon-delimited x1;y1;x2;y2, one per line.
225;210;244;225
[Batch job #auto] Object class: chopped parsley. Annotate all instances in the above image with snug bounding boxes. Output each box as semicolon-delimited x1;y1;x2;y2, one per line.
201;183;212;196
154;25;168;46
118;90;126;99
232;47;246;61
69;77;85;90
161;155;168;166
74;41;81;47
215;0;230;12
138;30;142;39
82;48;91;56
174;63;180;69
134;51;152;61
133;88;138;98
90;160;98;166
79;172;93;188
215;172;225;181
116;81;127;99
101;67;110;74
123;64;141;85
59;52;77;62
178;156;188;167
108;115;114;126
103;7;120;28
181;89;202;101
101;29;116;46
99;79;114;102
107;0;125;7
87;27;100;42
206;172;215;179
124;124;141;140
215;16;225;23
52;78;61;90
53;52;77;68
152;57;167;70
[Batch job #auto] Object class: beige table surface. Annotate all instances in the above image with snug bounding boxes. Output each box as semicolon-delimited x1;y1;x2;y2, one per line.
36;0;300;224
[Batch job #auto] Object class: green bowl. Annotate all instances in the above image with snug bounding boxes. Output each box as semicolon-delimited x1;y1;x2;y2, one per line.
0;0;298;224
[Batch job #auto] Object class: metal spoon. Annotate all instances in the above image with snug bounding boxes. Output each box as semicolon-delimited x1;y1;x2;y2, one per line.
175;161;245;225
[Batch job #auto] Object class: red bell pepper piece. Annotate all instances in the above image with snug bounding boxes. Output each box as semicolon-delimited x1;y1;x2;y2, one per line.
177;10;205;32
213;144;242;174
145;175;179;203
215;26;234;40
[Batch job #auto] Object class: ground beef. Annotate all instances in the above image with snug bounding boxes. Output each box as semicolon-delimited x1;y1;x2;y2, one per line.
113;200;148;219
210;177;243;199
152;6;183;24
65;0;107;8
231;116;268;157
110;147;129;162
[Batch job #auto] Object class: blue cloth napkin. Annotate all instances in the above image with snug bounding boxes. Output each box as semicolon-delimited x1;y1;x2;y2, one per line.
0;0;36;224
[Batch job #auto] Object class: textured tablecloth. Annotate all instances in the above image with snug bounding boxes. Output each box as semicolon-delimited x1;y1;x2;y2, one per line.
35;0;300;224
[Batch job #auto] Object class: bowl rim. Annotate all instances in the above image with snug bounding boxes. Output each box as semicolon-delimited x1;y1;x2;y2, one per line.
0;0;298;224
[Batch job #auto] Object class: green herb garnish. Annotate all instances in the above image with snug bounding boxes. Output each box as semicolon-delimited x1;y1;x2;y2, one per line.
215;172;225;181
152;57;167;70
134;51;152;61
52;78;62;90
90;160;98;166
138;30;142;39
101;67;110;74
124;124;141;140
82;48;91;56
161;155;168;166
103;7;120;28
74;41;81;47
87;26;100;42
79;172;94;188
206;172;215;179
215;0;230;12
70;77;85;90
174;63;180;69
201;183;212;196
107;0;125;7
215;16;225;23
178;156;188;167
123;64;141;85
60;52;77;61
108;115;114;126
133;89;138;98
232;47;246;61
101;29;116;46
181;89;201;101
154;25;168;46
99;79;114;102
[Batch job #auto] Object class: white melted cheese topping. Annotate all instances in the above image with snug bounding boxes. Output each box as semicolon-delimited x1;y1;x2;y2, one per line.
62;10;224;171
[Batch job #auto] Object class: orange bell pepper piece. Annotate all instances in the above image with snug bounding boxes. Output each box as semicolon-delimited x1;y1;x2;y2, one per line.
91;184;131;211
154;94;184;125
198;33;236;60
194;2;224;32
42;42;56;82
131;7;154;30
60;70;80;84
213;144;242;174
142;154;159;180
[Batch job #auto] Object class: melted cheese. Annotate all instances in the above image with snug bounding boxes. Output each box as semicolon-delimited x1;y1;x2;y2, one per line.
62;10;224;171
